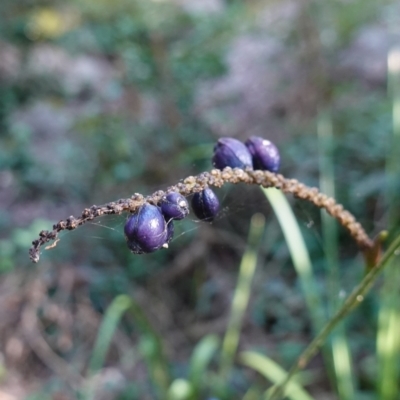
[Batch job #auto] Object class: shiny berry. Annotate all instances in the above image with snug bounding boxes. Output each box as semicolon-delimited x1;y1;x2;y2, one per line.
212;137;253;170
191;188;220;221
159;192;189;220
245;136;280;172
124;204;168;254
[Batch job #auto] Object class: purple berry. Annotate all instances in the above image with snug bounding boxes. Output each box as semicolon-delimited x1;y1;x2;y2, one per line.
212;137;253;170
159;192;189;220
124;204;168;254
191;188;220;221
245;136;280;172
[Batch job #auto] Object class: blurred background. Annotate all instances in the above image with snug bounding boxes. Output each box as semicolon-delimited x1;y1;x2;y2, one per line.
1;0;400;399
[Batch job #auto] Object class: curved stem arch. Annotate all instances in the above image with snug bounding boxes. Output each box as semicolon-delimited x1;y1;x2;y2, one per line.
29;167;374;263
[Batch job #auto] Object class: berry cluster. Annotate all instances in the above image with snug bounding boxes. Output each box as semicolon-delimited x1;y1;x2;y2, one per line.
29;147;374;263
212;136;280;172
124;136;280;254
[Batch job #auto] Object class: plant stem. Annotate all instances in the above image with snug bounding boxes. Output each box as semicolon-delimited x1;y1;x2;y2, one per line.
29;168;373;263
263;188;324;332
267;233;400;400
377;46;400;400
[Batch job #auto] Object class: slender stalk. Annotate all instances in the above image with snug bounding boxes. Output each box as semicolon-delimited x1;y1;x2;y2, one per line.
263;188;324;332
29;168;373;263
267;233;400;400
377;46;400;400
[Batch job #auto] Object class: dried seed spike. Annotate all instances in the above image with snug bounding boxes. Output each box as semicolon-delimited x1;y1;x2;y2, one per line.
45;239;60;250
29;168;373;263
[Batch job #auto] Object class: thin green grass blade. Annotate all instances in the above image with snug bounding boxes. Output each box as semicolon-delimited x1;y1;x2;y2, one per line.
329;336;354;399
88;294;132;373
129;302;171;394
87;293;171;397
242;386;263;400
219;213;265;376
377;301;400;399
318;112;355;399
377;47;400;400
84;295;134;400
262;188;324;332
239;351;315;400
188;334;220;396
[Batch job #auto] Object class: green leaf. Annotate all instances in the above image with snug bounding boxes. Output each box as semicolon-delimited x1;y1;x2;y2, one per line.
239;351;315;400
262;188;324;332
188;334;220;395
89;294;132;373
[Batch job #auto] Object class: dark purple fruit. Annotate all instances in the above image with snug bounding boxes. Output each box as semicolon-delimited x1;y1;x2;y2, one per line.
191;188;220;221
124;204;168;254
159;192;189;220
245;136;280;172
212;137;253;170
